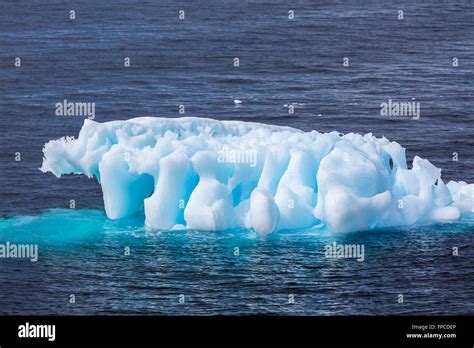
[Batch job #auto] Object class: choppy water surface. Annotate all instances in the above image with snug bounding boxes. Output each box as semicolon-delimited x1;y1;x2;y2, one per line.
0;0;473;314
0;210;473;315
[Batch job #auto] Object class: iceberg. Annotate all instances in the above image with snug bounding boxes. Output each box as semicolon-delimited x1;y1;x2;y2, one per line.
40;117;474;233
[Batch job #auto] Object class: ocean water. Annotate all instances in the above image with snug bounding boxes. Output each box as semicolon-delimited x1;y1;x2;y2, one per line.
0;0;473;315
0;209;473;315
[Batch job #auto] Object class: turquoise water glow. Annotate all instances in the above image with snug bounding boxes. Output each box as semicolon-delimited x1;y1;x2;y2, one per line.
0;209;472;315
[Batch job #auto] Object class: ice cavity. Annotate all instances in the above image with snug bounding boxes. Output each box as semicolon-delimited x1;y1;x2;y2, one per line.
40;117;474;233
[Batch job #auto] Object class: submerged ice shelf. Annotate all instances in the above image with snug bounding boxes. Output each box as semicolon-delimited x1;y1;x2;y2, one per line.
41;117;474;233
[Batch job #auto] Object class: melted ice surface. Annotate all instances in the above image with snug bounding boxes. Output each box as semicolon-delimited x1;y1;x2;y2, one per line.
40;117;474;233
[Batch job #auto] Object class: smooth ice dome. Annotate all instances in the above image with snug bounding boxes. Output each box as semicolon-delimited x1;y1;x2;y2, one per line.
40;117;474;233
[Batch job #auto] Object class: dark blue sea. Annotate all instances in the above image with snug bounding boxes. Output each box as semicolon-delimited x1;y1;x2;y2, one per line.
0;0;473;315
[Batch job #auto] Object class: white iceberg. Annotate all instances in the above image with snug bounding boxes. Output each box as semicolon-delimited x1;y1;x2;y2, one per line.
40;117;474;233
